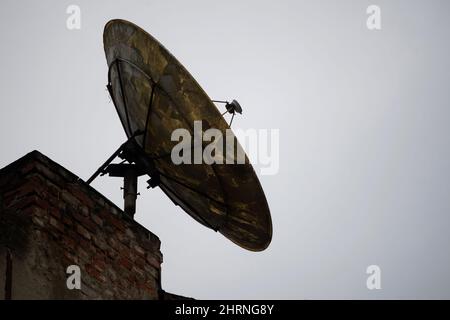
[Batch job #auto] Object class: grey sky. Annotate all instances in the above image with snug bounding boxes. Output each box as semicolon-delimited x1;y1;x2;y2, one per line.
1;0;450;299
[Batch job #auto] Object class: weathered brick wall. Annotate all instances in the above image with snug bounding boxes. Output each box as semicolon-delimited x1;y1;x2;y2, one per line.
0;151;163;299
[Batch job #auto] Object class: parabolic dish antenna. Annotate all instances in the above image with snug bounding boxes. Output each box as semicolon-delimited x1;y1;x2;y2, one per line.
88;19;272;251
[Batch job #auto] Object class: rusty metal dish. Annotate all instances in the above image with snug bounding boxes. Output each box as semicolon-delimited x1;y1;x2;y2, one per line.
103;19;272;251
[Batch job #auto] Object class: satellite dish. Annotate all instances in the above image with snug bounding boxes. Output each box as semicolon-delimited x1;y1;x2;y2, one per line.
88;19;272;251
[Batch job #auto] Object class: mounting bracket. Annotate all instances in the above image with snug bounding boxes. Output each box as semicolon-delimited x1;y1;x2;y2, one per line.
85;131;147;217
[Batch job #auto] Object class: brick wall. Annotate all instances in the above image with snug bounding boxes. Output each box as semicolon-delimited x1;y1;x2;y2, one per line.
0;150;172;299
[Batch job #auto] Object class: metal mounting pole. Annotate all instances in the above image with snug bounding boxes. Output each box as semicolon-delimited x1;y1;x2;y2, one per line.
105;163;143;218
122;165;139;217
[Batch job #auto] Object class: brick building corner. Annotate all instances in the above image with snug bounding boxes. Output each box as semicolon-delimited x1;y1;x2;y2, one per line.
0;150;189;299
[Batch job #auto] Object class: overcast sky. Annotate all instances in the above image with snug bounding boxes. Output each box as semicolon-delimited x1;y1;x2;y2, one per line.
1;0;450;299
